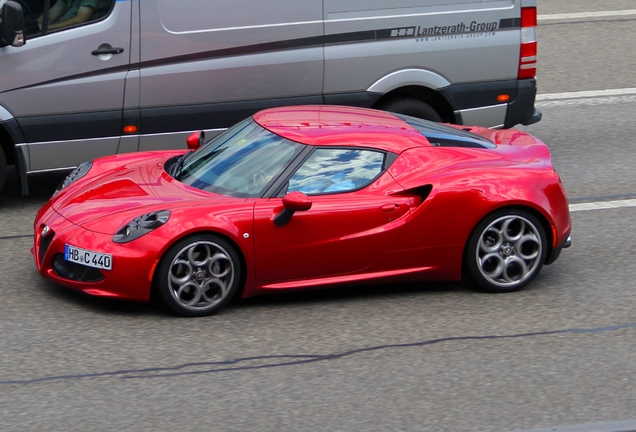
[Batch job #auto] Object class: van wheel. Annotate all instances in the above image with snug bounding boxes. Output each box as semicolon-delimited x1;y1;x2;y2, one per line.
377;97;442;122
0;149;7;194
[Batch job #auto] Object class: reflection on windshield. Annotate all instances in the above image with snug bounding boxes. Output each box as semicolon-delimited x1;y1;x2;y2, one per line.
178;119;303;197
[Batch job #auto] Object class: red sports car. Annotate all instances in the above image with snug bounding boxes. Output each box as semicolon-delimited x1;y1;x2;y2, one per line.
32;105;571;317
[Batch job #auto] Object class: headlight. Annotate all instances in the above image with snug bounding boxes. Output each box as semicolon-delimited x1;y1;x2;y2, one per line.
113;210;170;243
52;160;93;197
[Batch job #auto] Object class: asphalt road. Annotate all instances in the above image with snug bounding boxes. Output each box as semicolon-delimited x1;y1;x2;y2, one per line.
1;2;636;431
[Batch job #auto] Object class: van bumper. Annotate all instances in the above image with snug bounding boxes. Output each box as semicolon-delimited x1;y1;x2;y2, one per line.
506;79;542;128
440;78;541;128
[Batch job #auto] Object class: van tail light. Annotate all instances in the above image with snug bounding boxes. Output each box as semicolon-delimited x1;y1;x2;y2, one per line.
518;7;537;79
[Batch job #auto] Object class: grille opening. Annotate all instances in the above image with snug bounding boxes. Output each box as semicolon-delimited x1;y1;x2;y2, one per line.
53;254;105;282
38;230;55;266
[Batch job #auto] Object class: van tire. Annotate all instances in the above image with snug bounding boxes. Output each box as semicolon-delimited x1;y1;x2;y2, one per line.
0;149;6;194
377;98;442;122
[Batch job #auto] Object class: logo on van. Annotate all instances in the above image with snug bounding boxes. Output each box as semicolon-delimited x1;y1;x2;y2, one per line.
389;21;499;38
390;27;417;37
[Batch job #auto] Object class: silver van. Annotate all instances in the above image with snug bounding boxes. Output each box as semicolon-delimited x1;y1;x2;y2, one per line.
0;0;540;194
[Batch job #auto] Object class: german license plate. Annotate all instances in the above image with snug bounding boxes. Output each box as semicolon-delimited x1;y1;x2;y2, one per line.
64;244;112;270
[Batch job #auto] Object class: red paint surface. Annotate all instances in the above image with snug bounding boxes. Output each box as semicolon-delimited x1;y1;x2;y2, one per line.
33;106;570;302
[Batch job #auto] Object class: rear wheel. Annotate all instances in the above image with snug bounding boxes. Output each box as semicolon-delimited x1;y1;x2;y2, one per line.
377;97;442;122
155;234;242;317
0;149;7;194
465;209;547;293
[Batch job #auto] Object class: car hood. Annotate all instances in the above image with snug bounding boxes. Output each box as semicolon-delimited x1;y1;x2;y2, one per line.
52;152;239;233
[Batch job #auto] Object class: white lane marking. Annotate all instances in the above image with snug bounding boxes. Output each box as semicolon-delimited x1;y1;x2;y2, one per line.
536;95;636;108
570;199;636;212
537;88;636;101
539;9;636;21
535;88;636;108
510;418;636;432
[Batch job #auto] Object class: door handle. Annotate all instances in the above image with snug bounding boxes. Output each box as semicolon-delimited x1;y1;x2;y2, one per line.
92;44;125;56
381;203;400;212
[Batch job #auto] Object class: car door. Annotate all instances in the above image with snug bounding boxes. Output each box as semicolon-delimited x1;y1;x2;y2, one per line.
0;0;131;173
253;147;412;284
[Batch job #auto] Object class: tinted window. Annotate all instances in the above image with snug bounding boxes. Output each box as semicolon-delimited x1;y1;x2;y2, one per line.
287;148;384;195
19;0;114;38
394;113;496;149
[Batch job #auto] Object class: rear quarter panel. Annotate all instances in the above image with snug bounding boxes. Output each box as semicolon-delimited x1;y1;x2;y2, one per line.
385;145;556;278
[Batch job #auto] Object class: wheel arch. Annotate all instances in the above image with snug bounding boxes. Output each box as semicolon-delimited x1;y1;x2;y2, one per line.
0;105;29;194
0;125;16;166
367;69;456;123
372;85;457;123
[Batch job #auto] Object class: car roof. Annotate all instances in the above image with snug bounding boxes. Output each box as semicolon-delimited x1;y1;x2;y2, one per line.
253;105;432;153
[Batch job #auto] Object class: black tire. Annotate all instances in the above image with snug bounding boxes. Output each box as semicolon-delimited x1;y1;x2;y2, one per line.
0;149;7;194
155;234;242;317
465;209;547;293
377;97;442;122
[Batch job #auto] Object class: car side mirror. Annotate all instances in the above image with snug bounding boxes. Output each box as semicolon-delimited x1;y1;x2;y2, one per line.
186;131;205;150
0;1;25;48
274;191;312;226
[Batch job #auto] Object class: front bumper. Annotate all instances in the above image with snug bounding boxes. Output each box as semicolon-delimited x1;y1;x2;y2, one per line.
32;208;161;302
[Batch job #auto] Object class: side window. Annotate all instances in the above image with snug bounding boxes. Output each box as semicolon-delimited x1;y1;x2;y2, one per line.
18;0;114;38
287;148;385;195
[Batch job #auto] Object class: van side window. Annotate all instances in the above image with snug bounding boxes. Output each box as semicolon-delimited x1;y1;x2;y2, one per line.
19;0;114;37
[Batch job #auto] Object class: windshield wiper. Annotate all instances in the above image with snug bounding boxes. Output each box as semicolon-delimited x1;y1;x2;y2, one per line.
170;151;191;180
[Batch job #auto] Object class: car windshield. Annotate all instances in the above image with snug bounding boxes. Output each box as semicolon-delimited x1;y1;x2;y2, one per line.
178;118;304;197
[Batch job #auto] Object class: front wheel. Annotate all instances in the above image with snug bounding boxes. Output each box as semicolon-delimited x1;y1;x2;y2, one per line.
465;209;547;293
155;234;242;317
